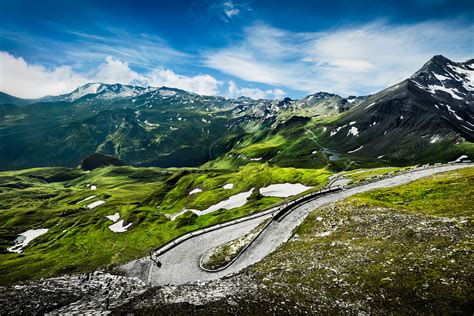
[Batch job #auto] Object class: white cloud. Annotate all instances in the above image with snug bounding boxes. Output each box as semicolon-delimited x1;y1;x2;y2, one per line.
0;51;88;98
95;56;146;85
226;80;285;99
301;21;474;95
223;1;240;19
59;29;192;70
3;20;472;99
148;68;220;96
204;21;474;96
0;51;221;98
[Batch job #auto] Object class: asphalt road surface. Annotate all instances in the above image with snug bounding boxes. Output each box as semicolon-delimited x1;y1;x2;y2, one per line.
120;164;472;285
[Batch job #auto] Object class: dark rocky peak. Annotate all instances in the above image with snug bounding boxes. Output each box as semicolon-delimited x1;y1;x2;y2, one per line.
278;97;293;107
310;92;338;99
410;55;473;101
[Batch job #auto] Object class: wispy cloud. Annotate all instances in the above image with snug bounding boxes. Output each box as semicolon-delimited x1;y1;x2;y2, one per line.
208;0;251;22
0;25;191;71
58;28;192;70
223;1;240;18
2;18;472;99
204;21;474;96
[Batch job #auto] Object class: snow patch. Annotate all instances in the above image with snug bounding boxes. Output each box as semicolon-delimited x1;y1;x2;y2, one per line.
452;155;468;163
87;200;105;209
412;80;464;100
106;212;120;222
143;120;160;127
432;71;451;82
68;83;103;101
189;188;203;195
169;189;257;220
430;135;440;144
318;231;332;237
366;102;375;109
76;195;97;204
462;125;474;131
223;183;234;190
347;126;359;136
182;189;254;217
108;220;132;233
447;64;474;92
428;84;464;100
8;229;49;253
159;89;176;97
330;125;345;136
443;103;463;121
259;183;312;198
347;145;363;153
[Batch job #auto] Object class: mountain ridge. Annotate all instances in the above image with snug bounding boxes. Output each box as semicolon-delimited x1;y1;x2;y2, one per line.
1;54;472;106
0;55;472;170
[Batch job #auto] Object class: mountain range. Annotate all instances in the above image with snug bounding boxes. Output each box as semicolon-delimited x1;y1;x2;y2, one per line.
0;55;472;171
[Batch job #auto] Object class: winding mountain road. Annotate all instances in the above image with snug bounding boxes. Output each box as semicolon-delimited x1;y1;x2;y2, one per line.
120;163;472;286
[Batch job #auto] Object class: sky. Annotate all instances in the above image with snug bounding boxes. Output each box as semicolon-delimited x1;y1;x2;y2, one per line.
0;0;473;99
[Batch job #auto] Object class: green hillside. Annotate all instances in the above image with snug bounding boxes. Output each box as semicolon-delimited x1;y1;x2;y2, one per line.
0;164;330;285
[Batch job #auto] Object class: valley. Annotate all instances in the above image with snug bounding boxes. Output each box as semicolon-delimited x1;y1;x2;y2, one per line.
0;165;472;314
0;54;473;314
0;163;330;284
1;56;473;171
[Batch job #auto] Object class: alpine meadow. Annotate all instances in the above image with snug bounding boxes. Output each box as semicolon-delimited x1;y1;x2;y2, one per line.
0;0;473;314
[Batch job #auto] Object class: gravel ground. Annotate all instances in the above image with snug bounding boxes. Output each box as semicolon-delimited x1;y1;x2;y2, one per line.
0;271;147;315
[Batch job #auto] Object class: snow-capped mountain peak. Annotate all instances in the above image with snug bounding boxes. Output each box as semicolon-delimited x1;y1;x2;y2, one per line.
410;55;474;102
59;83;166;102
68;82;106;101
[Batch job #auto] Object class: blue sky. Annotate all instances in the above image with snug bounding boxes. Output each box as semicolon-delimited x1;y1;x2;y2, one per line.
0;0;473;99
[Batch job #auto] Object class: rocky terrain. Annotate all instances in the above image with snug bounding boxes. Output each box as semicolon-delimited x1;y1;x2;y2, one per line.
0;271;146;315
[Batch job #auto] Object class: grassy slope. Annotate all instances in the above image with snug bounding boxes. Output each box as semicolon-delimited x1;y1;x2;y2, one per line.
206;118;331;170
249;167;473;314
340;166;412;183
201;218;271;271
0;164;331;285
